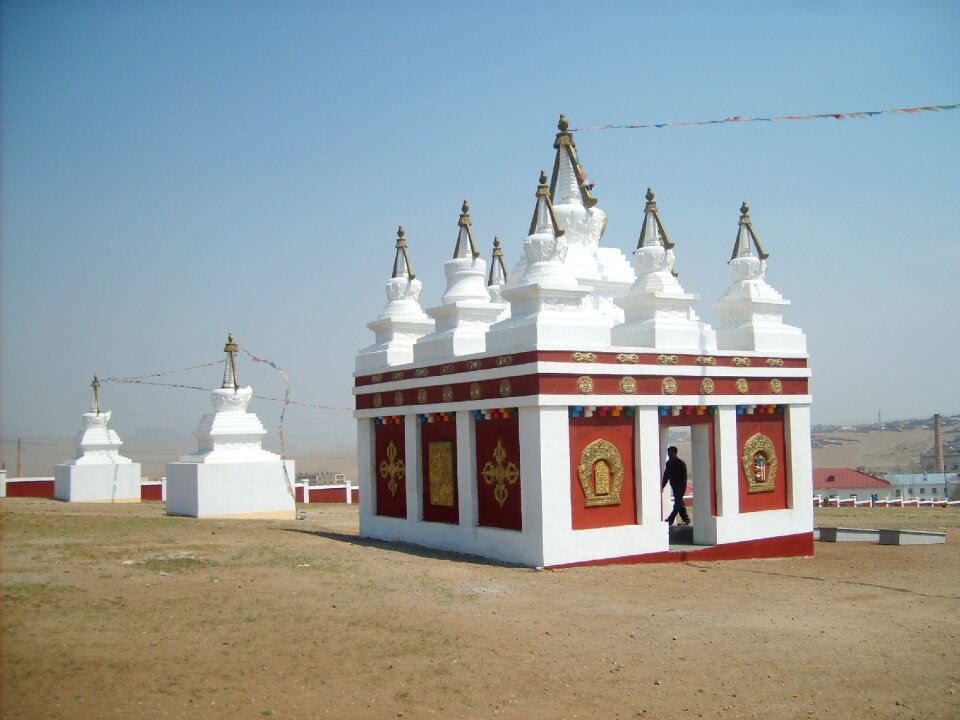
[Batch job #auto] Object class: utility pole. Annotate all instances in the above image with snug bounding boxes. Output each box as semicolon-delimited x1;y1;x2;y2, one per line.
16;438;23;478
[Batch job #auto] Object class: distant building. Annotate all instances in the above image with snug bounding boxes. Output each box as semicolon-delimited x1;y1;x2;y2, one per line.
814;468;890;503
882;473;959;501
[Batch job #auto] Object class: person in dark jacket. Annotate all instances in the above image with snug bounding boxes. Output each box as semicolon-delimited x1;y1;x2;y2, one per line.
662;446;691;526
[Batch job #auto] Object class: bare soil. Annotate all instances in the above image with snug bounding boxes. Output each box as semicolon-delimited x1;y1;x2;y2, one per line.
2;499;959;720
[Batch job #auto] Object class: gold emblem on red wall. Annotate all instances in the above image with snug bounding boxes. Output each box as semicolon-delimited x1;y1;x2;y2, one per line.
577;438;625;507
701;378;715;394
378;440;405;498
417;388;428;404
499;379;512;398
736;378;749;394
481;439;520;508
577;376;594;393
662;377;678;394
428;441;455;506
770;379;783;394
442;385;454;402
620;376;636;394
742;432;778;494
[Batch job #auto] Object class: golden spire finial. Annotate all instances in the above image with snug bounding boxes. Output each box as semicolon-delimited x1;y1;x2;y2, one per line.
392;226;415;279
222;333;240;391
646;187;655;202
730;201;769;261
461;199;469;214
539;170;548;186
454;199;479;258
550;113;598;208
91;374;101;415
558;113;569;132
396;226;406;246
740;202;750;217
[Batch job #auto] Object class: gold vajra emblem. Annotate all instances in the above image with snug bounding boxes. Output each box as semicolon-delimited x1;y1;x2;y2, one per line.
736;378;748;394
467;360;482;370
496;356;513;367
392;371;405;381
577;376;593;393
766;358;784;367
428;441;455;506
469;382;482;400
620;376;636;394
662;377;678;394
616;353;639;364
499;379;512;397
577;438;624;507
378;440;405;498
657;354;679;365
414;368;429;377
441;364;455;374
573;352;596;362
732;357;751;367
701;378;715;394
770;379;782;394
742;432;777;494
442;385;454;402
696;356;716;366
481;439;520;508
417;389;428;404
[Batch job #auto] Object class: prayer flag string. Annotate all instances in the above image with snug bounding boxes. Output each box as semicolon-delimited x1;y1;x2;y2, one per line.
569;103;960;132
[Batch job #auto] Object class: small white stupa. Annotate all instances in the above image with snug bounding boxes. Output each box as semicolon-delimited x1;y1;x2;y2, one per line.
505;115;635;324
54;375;142;503
414;201;506;361
613;188;716;351
356;227;435;372
486;171;610;353
165;335;295;519
712;203;806;353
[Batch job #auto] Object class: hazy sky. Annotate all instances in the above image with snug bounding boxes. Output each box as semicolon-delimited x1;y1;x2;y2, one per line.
2;0;958;466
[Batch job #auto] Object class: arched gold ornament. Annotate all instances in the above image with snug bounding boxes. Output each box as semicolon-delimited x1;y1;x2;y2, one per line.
701;378;715;394
736;378;749;394
741;432;778;494
770;379;783;394
499;379;512;398
469;382;482;400
577;438;624;507
620;376;636;394
662;377;678;394
442;385;454;402
577;376;594;393
417;389;428;404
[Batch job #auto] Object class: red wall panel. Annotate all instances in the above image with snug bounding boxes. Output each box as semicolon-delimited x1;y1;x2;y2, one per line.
420;419;458;524
140;484;163;501
375;422;407;518
475;416;522;531
5;480;54;498
569;415;636;530
736;413;788;512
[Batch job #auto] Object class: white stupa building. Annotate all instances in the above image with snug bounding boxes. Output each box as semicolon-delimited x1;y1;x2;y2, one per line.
166;335;296;519
354;116;813;568
55;376;142;503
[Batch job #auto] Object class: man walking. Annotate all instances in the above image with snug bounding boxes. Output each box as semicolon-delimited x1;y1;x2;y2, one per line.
662;445;691;526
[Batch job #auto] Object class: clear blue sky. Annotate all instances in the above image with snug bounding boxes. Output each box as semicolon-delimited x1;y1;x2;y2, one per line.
2;0;958;468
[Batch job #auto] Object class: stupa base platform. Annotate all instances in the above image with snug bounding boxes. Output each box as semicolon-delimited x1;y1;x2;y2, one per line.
54;464;142;503
165;460;296;519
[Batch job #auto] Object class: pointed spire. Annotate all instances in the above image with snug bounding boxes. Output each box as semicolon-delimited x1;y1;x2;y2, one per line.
487;236;508;287
549;114;598;208
452;200;480;259
391;226;416;279
528;170;566;237
91;374;101;415
222;333;239;391
636;188;675;250
730;202;769;261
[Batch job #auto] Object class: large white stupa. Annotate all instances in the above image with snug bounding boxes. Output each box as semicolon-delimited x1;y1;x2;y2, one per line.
165;335;295;519
54;376;142;503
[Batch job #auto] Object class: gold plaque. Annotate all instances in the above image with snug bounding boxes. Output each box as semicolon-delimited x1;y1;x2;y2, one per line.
394;391;404;406
469;382;482;400
736;378;748;394
441;364;455;374
573;352;596;363
481;439;520;508
577;438;624;506
373;393;383;408
499;379;512;398
770;379;783;394
378;440;405;498
701;378;715;394
616;353;639;364
417;389;428;404
371;374;383;383
414;368;429;378
662;377;678;395
742;432;777;494
766;358;784;367
577;376;593;394
620;376;636;394
392;371;405;381
657;354;679;365
467;360;482;370
496;356;513;367
732;357;751;367
442;385;454;402
428;441;455;506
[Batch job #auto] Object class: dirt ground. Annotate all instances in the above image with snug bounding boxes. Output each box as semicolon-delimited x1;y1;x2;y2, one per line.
2;499;959;720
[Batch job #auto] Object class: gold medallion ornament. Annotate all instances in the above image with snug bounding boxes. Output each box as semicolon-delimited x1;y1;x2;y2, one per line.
577;438;624;506
577;376;594;393
417;389;428;404
392;371;405;381
662;377;678;395
481;439;520;508
442;385;454;402
371;374;383;383
496;356;513;367
373;393;383;408
441;364;455;374
766;358;784;367
696;356;717;366
414;368;429;378
732;357;751;367
741;432;778;494
657;354;679;365
573;352;596;363
616;353;639;364
499;379;512;398
467;360;482;370
469;383;482;400
770;379;783;394
428;441;455;506
394;391;404;406
620;376;636;394
378;440;405;498
701;378;715;394
736;378;748;394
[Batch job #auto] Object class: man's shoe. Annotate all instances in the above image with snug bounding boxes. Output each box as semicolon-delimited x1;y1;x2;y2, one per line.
679;519;691;526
